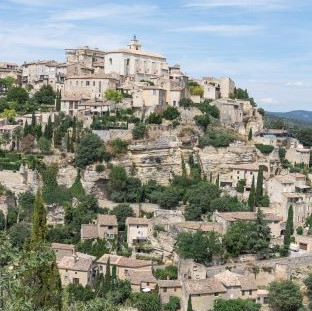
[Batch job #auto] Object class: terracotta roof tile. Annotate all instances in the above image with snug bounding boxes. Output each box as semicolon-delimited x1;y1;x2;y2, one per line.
126;217;149;226
184;278;227;295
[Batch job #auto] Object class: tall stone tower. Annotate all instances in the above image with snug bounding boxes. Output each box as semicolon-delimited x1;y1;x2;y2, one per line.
128;35;141;51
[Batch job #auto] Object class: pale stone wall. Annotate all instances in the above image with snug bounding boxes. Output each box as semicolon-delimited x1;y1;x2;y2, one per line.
59;268;91;287
93;129;133;142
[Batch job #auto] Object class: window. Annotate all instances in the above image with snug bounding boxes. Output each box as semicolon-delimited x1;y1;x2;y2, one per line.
153;90;156;95
214;293;219;297
249;290;252;295
93;81;95;86
163;288;167;293
173;100;176;106
109;58;112;65
73;278;80;284
146;282;150;286
86;81;90;86
242;291;245;296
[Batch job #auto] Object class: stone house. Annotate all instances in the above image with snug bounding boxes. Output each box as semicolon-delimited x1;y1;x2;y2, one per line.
213;211;282;238
293;234;312;252
179;259;207;281
104;36;169;81
173;221;223;235
97;254;153;281
0;62;21;82
286;144;310;166
229;163;260;189
63;73;118;100
60;94;90;117
126;269;157;292
202;76;235;100
81;214;118;241
22;60;59;91
158;279;183;304
126;217;151;248
57;252;97;287
52;243;75;262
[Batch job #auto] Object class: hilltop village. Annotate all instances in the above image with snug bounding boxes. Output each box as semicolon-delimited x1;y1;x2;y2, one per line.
0;36;312;311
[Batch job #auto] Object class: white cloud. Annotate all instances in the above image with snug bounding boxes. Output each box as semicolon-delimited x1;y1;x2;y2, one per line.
170;24;264;36
260;97;279;104
54;4;157;21
284;81;310;87
185;0;289;10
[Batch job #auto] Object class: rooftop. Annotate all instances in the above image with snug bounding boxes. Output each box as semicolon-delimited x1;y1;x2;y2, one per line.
58;252;95;272
216;211;281;222
126;217;149;226
184;277;226;295
158;279;182;288
126;269;157;285
98;254;152;268
97;214;118;226
66;73;117;80
51;243;75;251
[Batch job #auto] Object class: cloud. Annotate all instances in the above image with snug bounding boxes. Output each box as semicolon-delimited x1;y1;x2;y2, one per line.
54;4;157;21
260;97;279;104
170;24;264;36
185;0;289;10
284;81;310;87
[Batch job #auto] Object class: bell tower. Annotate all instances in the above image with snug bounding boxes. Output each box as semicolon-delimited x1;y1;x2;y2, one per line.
129;35;141;51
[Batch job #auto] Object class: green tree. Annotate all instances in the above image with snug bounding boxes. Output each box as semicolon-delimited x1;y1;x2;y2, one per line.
164;296;180;311
75;132;109;167
7;86;29;106
104;258;111;295
37;136;51;154
176;230;223;263
31;189;47;242
284;205;294;249
194;114;210;130
236;179;246;193
157;187;180;209
105;90;124;103
55;91;61;112
110;203;135;231
184;205;202;221
268;280;303;311
131;292;161;311
248;128;253;141
132;123;146;139
255;166;263;206
33;84;56;105
212;298;260;311
146;112;162;124
179;98;193;108
44;115;53;140
187;296;193;311
304;273;312;299
248;176;256;210
162;106;180;120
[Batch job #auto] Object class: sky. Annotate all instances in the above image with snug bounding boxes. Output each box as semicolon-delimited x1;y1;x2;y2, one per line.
1;0;312;112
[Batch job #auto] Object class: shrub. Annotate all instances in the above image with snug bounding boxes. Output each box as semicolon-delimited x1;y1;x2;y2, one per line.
296;226;303;235
107;138;128;156
199;128;235;148
132;123;146;140
236;179;246;193
146;112;162;124
194;114;210;130
255;144;274;154
162;106;180;120
164;296;180;311
179;98;193;108
96;164;105;173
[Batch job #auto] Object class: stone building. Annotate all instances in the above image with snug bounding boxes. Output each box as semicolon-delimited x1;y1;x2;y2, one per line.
126;217;152;248
286;144;310;166
202;76;235;100
97;254;153;280
158;279;183;303
81;214;118;241
0;62;21;82
213;211;282;238
104;36;169;81
52;243;75;262
57;252;97;287
63;73;118;100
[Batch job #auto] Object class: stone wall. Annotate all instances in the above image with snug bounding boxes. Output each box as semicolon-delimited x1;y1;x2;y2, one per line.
93;129;133;142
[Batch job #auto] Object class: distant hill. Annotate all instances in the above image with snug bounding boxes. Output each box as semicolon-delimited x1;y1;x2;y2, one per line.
267;110;312;123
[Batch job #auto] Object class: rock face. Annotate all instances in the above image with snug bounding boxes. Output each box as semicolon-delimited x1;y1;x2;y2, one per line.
46;203;65;226
57;165;77;188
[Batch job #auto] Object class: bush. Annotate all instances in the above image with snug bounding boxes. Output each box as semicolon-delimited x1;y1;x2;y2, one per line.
162;106;180;120
157;187;180;209
194;114;210;130
296;226;303;235
255;144;274;154
179;98;193;108
132;123;146;139
96;164;105;173
236;179;246;193
108;138;128;156
199;128;235;148
164;296;180;311
154;266;178;280
146;112;162;124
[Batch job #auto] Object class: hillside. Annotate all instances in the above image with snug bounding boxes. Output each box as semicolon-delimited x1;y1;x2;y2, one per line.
267;110;312;123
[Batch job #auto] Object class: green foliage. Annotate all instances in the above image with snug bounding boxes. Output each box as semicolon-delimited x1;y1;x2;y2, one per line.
131;292;161;311
146;112;162;124
284;205;294;248
7;86;29;106
0;210;5;230
210;196;247;212
96;164;105;173
67;283;95;302
255;144;274;154
105;90;124;103
157;187;180;209
18;191;35;222
110;203;135;231
70;171;86;200
179;98;193;108
33;84;56;105
37;136;51;154
55;91;61;112
44;116;53;140
8;222;31;249
297;128;312;147
162;106;180;120
184;205;202;221
77;239;109;258
164;296;180;311
212;298;261;311
296;226;303;235
132;123;146;139
248;128;253;141
236;179;246;193
199;128;235;148
248;176;256;209
187;296;193;311
108;138;129;157
31;189;47;242
194;114;210;130
176;230;223;263
268;280;303;311
186;181;220;214
304;273;312;299
75;132;110;167
154;266;178;280
255;166;264;206
187;81;204;97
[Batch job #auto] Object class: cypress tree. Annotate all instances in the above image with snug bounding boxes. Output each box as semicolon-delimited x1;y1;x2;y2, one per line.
216;173;220;189
209;172;213;182
187;296;193;311
255;166;264;206
248;176;256;210
248;128;253;141
181;156;187;177
284;205;294;248
72;116;77;142
31;111;36;127
31;189;47;242
66;131;71;152
112;265;117;284
44;116;53;140
55;91;61;112
104;258;111;295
